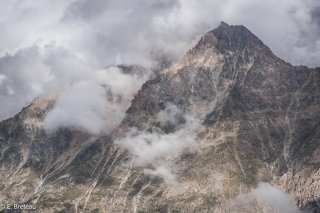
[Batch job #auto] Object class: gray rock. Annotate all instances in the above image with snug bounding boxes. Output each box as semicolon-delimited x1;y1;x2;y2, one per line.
0;22;319;212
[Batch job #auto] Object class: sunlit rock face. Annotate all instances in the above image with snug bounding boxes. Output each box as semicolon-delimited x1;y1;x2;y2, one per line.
0;23;319;213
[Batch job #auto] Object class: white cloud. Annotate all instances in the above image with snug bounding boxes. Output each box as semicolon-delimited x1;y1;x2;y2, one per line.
0;74;6;86
0;46;53;120
227;183;302;213
144;164;177;185
116;108;203;185
157;103;181;124
252;183;302;213
43;66;150;134
93;66;150;103
43;80;119;134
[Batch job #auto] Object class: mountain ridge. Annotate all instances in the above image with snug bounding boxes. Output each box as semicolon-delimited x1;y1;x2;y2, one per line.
0;23;319;212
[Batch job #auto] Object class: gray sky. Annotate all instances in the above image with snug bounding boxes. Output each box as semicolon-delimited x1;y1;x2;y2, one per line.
1;0;320;121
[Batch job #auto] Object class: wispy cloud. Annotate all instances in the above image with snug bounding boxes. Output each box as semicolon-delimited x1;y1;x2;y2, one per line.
116;106;203;185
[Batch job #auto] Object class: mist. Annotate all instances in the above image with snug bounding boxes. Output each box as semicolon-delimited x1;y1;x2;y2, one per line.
116;106;203;185
226;183;303;213
253;183;302;213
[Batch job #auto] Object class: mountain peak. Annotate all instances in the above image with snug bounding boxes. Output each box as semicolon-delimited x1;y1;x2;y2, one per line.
193;22;273;57
164;23;277;74
218;21;230;28
212;22;270;53
1;20;320;212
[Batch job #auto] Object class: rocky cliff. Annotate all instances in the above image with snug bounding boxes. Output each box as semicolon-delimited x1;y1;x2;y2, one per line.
0;22;319;213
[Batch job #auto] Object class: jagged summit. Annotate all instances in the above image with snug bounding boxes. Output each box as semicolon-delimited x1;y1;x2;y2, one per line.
195;22;274;57
165;22;279;75
218;21;229;27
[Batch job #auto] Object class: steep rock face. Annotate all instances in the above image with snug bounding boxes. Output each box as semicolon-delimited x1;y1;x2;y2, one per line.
124;22;320;210
0;23;319;212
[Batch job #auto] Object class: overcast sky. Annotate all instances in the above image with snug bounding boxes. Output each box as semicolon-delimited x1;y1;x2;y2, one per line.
1;0;320;121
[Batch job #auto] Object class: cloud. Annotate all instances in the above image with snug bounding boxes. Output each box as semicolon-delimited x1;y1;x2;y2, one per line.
252;183;302;213
93;66;150;103
0;74;7;86
44;66;150;134
157;103;181;124
144;164;177;185
0;46;53;120
311;6;320;28
226;183;302;213
1;0;320;121
43;80;118;134
116;106;203;185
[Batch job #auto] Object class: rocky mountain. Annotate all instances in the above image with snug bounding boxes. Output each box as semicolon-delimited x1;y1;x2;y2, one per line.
0;22;319;212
